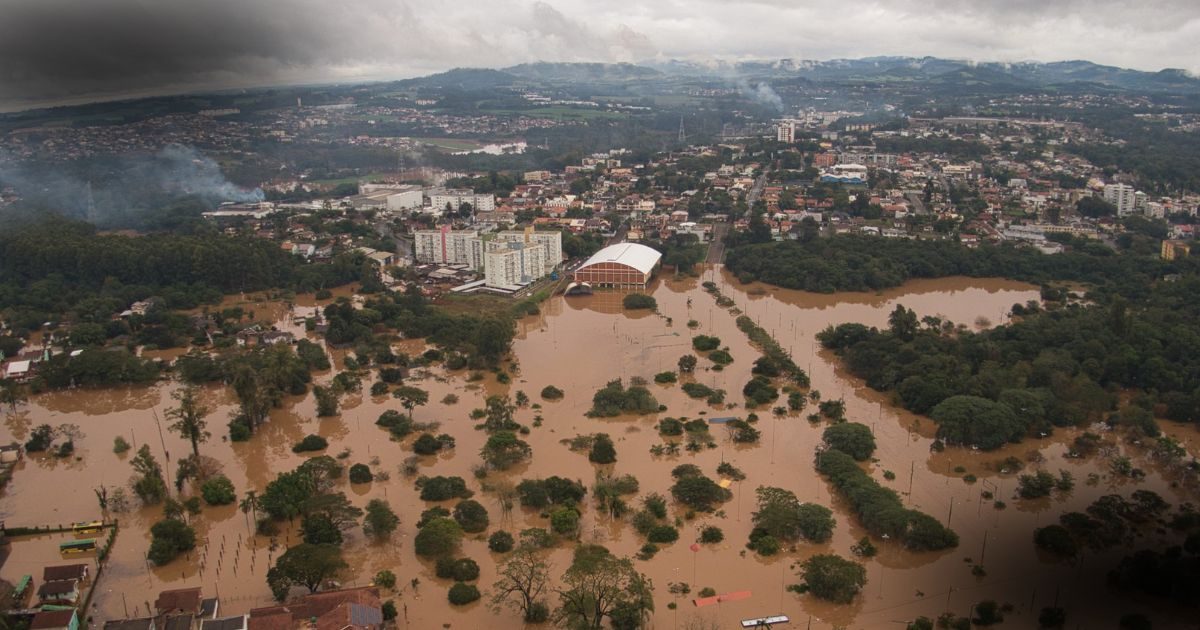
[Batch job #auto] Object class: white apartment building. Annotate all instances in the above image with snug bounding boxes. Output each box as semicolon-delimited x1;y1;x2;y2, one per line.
484;241;550;289
428;188;496;215
1103;183;1138;217
776;120;795;143
415;228;562;288
413;227;479;265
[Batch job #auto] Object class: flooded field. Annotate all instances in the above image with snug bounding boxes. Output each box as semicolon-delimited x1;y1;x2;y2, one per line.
2;268;1197;629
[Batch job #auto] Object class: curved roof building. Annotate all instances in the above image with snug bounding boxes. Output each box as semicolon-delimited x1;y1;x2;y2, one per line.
573;242;662;288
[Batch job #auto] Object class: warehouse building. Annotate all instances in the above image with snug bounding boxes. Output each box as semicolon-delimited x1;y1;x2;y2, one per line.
573;242;662;289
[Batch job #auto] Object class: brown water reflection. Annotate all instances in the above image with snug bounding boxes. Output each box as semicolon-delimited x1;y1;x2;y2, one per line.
1;270;1195;629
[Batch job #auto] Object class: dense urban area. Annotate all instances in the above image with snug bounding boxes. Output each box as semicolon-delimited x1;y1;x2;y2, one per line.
0;58;1199;630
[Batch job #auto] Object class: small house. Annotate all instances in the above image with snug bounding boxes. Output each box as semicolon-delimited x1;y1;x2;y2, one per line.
43;564;89;583
30;609;79;630
37;579;80;605
0;442;21;463
103;619;155;630
156;587;204;616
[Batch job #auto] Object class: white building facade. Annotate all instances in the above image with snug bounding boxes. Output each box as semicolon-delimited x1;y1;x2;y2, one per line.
1104;183;1138;217
428;189;496;214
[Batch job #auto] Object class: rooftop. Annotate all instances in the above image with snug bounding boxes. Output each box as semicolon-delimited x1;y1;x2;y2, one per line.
577;242;662;275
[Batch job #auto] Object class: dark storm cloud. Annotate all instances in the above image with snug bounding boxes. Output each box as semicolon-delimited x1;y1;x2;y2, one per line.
1;0;1198;110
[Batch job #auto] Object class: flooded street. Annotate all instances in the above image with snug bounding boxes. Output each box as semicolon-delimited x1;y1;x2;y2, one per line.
2;268;1196;629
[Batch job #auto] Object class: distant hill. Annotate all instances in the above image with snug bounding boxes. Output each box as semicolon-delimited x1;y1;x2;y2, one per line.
648;56;1200;93
503;62;661;82
394;68;517;90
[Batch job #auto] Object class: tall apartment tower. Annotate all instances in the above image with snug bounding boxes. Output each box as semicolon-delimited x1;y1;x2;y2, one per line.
1103;183;1137;217
776;120;795;144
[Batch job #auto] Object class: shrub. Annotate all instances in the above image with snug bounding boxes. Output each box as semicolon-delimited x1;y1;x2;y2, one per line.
374;569;396;589
148;519;197;565
647;525;679;543
228;418;251;442
448;582;481;605
451;558;480;582
692;335;721;351
658;418;684;436
540;385;564;400
200;475;236;505
588;433;617;464
671;474;732;512
700;526;724;543
654;371;678;384
822;423;877;461
709;350;734;366
417;475;473;501
412;433;444;455
452;500;490;533
817;449;957;551
1018;470;1056;499
742;376;777;406
414;518;463;557
113;436;131;454
1033;525;1078;558
798;554;866;604
587;379;659;417
550;506;580;535
488;530;514;553
292;434;328;453
348;464;372;484
363;499;400;539
622;294;657;310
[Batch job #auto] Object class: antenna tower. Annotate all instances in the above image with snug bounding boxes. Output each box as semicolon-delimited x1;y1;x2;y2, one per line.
678;116;686;144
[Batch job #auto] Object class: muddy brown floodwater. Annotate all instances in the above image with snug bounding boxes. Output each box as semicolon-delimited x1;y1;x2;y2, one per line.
2;267;1197;629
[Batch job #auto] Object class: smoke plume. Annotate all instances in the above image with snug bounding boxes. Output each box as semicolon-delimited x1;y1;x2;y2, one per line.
738;80;785;111
0;144;262;228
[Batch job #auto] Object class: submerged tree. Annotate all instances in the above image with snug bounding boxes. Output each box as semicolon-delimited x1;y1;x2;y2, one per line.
130;445;168;504
492;546;551;623
166;386;210;458
554;545;654;629
267;543;348;599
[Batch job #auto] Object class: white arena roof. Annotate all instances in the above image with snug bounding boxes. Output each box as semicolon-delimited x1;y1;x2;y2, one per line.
578;242;662;275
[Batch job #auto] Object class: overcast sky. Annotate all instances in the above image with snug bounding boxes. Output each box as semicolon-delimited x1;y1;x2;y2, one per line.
2;0;1199;111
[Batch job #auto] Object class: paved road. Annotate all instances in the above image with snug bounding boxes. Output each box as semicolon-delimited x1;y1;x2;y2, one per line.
705;221;731;264
905;191;929;215
746;173;768;207
375;221;412;258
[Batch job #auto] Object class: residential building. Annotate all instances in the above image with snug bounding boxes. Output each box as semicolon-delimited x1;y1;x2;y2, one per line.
484;241;550;289
43;564;89;582
776;120;795;143
427;188;495;215
1104;183;1138;216
1162;239;1192;261
249;588;382;630
412;227;479;265
31;610;78;630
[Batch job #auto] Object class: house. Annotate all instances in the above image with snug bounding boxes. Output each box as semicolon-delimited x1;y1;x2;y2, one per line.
163;617;193;630
31;610;79;630
235;329;295;347
37;579;80;605
201;617;246;630
43;564;89;583
0;442;20;463
156;587;204;616
249;588;382;630
103;619;155;630
3;359;32;381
